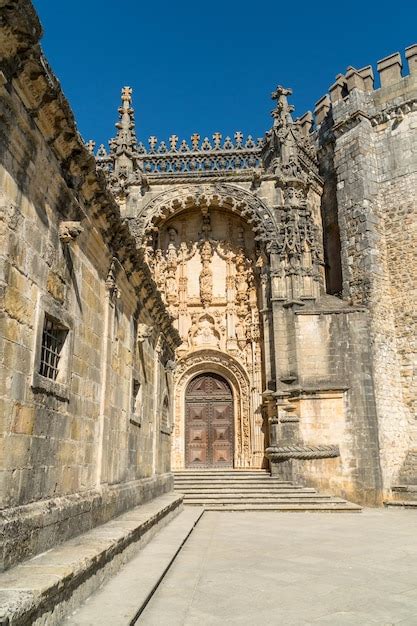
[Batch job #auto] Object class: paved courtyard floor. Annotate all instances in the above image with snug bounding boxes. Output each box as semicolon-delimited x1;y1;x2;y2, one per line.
139;509;417;625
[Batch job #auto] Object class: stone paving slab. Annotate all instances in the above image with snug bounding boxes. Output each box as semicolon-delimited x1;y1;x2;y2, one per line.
0;493;182;626
65;507;203;625
140;509;417;625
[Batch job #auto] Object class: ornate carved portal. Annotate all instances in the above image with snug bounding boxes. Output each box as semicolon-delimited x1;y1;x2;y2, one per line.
185;373;233;468
143;201;267;469
173;350;255;468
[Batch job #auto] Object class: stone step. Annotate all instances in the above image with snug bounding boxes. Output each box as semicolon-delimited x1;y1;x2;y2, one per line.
65;507;204;626
389;485;417;502
173;473;272;478
0;493;183;626
175;486;300;491
172;469;271;476
173;471;361;512
175;485;317;493
175;486;311;492
384;500;417;508
174;473;285;477
184;492;333;502
173;479;294;485
173;471;270;475
197;503;361;512
184;498;346;507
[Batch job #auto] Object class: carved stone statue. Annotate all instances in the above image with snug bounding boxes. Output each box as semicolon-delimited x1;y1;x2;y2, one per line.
199;240;213;307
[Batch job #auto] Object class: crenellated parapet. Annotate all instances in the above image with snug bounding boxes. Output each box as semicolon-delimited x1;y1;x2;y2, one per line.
314;44;417;141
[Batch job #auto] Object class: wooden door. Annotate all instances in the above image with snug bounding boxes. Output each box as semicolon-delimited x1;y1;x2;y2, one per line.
185;373;233;468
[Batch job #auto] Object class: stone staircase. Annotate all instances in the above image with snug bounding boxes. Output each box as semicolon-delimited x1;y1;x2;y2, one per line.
384;484;417;508
174;470;361;512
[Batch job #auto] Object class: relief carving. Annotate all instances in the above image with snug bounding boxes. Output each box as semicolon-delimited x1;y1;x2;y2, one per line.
189;313;221;349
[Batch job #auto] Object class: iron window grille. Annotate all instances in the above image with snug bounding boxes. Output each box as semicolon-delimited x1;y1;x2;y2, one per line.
39;315;68;381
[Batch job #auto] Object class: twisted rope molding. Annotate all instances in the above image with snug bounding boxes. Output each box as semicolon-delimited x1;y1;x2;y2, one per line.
266;444;340;461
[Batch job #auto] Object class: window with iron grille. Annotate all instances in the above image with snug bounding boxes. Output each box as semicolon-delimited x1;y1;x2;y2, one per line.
39;315;68;381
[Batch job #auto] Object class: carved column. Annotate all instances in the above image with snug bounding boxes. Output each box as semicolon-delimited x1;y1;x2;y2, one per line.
259;257;275;390
178;243;189;341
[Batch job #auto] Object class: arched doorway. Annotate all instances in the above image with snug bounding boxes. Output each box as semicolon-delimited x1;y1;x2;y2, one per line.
185;373;234;468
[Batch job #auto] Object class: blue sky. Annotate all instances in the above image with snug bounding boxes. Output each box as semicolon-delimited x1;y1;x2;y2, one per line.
33;0;417;150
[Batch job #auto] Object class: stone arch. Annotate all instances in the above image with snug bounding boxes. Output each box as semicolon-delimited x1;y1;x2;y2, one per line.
137;183;278;247
172;349;252;469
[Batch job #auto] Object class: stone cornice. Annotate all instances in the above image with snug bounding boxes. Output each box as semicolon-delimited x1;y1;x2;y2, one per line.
0;0;180;350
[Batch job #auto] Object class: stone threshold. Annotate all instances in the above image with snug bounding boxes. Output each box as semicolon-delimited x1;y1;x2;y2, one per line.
0;493;183;626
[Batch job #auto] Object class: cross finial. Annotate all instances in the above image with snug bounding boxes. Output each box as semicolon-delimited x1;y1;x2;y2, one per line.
191;133;200;150
85;139;95;154
234;131;243;146
149;136;158;152
169;135;178;151
271;85;293;102
212;132;222;149
271;85;295;127
121;86;133;103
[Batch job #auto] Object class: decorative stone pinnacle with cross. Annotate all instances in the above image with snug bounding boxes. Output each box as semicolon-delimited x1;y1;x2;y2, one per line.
271;85;295;127
121;86;132;103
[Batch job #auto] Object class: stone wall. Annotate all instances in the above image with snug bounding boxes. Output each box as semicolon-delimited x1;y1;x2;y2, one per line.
292;306;382;504
317;45;417;493
0;0;179;571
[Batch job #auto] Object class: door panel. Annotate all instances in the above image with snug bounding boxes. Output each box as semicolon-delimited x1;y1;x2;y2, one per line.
185;373;233;468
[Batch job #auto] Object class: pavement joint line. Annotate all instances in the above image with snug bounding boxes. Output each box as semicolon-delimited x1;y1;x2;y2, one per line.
131;508;205;625
180;510;218;624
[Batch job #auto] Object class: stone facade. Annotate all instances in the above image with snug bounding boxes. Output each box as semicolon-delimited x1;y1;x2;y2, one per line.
0;1;179;570
95;45;416;506
1;1;416;573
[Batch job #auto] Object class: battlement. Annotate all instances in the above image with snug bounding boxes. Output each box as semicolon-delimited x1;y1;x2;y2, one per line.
314;43;417;126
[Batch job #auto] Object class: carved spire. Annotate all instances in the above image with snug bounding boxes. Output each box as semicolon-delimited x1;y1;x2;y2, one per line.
109;86;138;169
262;84;317;179
107;86;147;195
